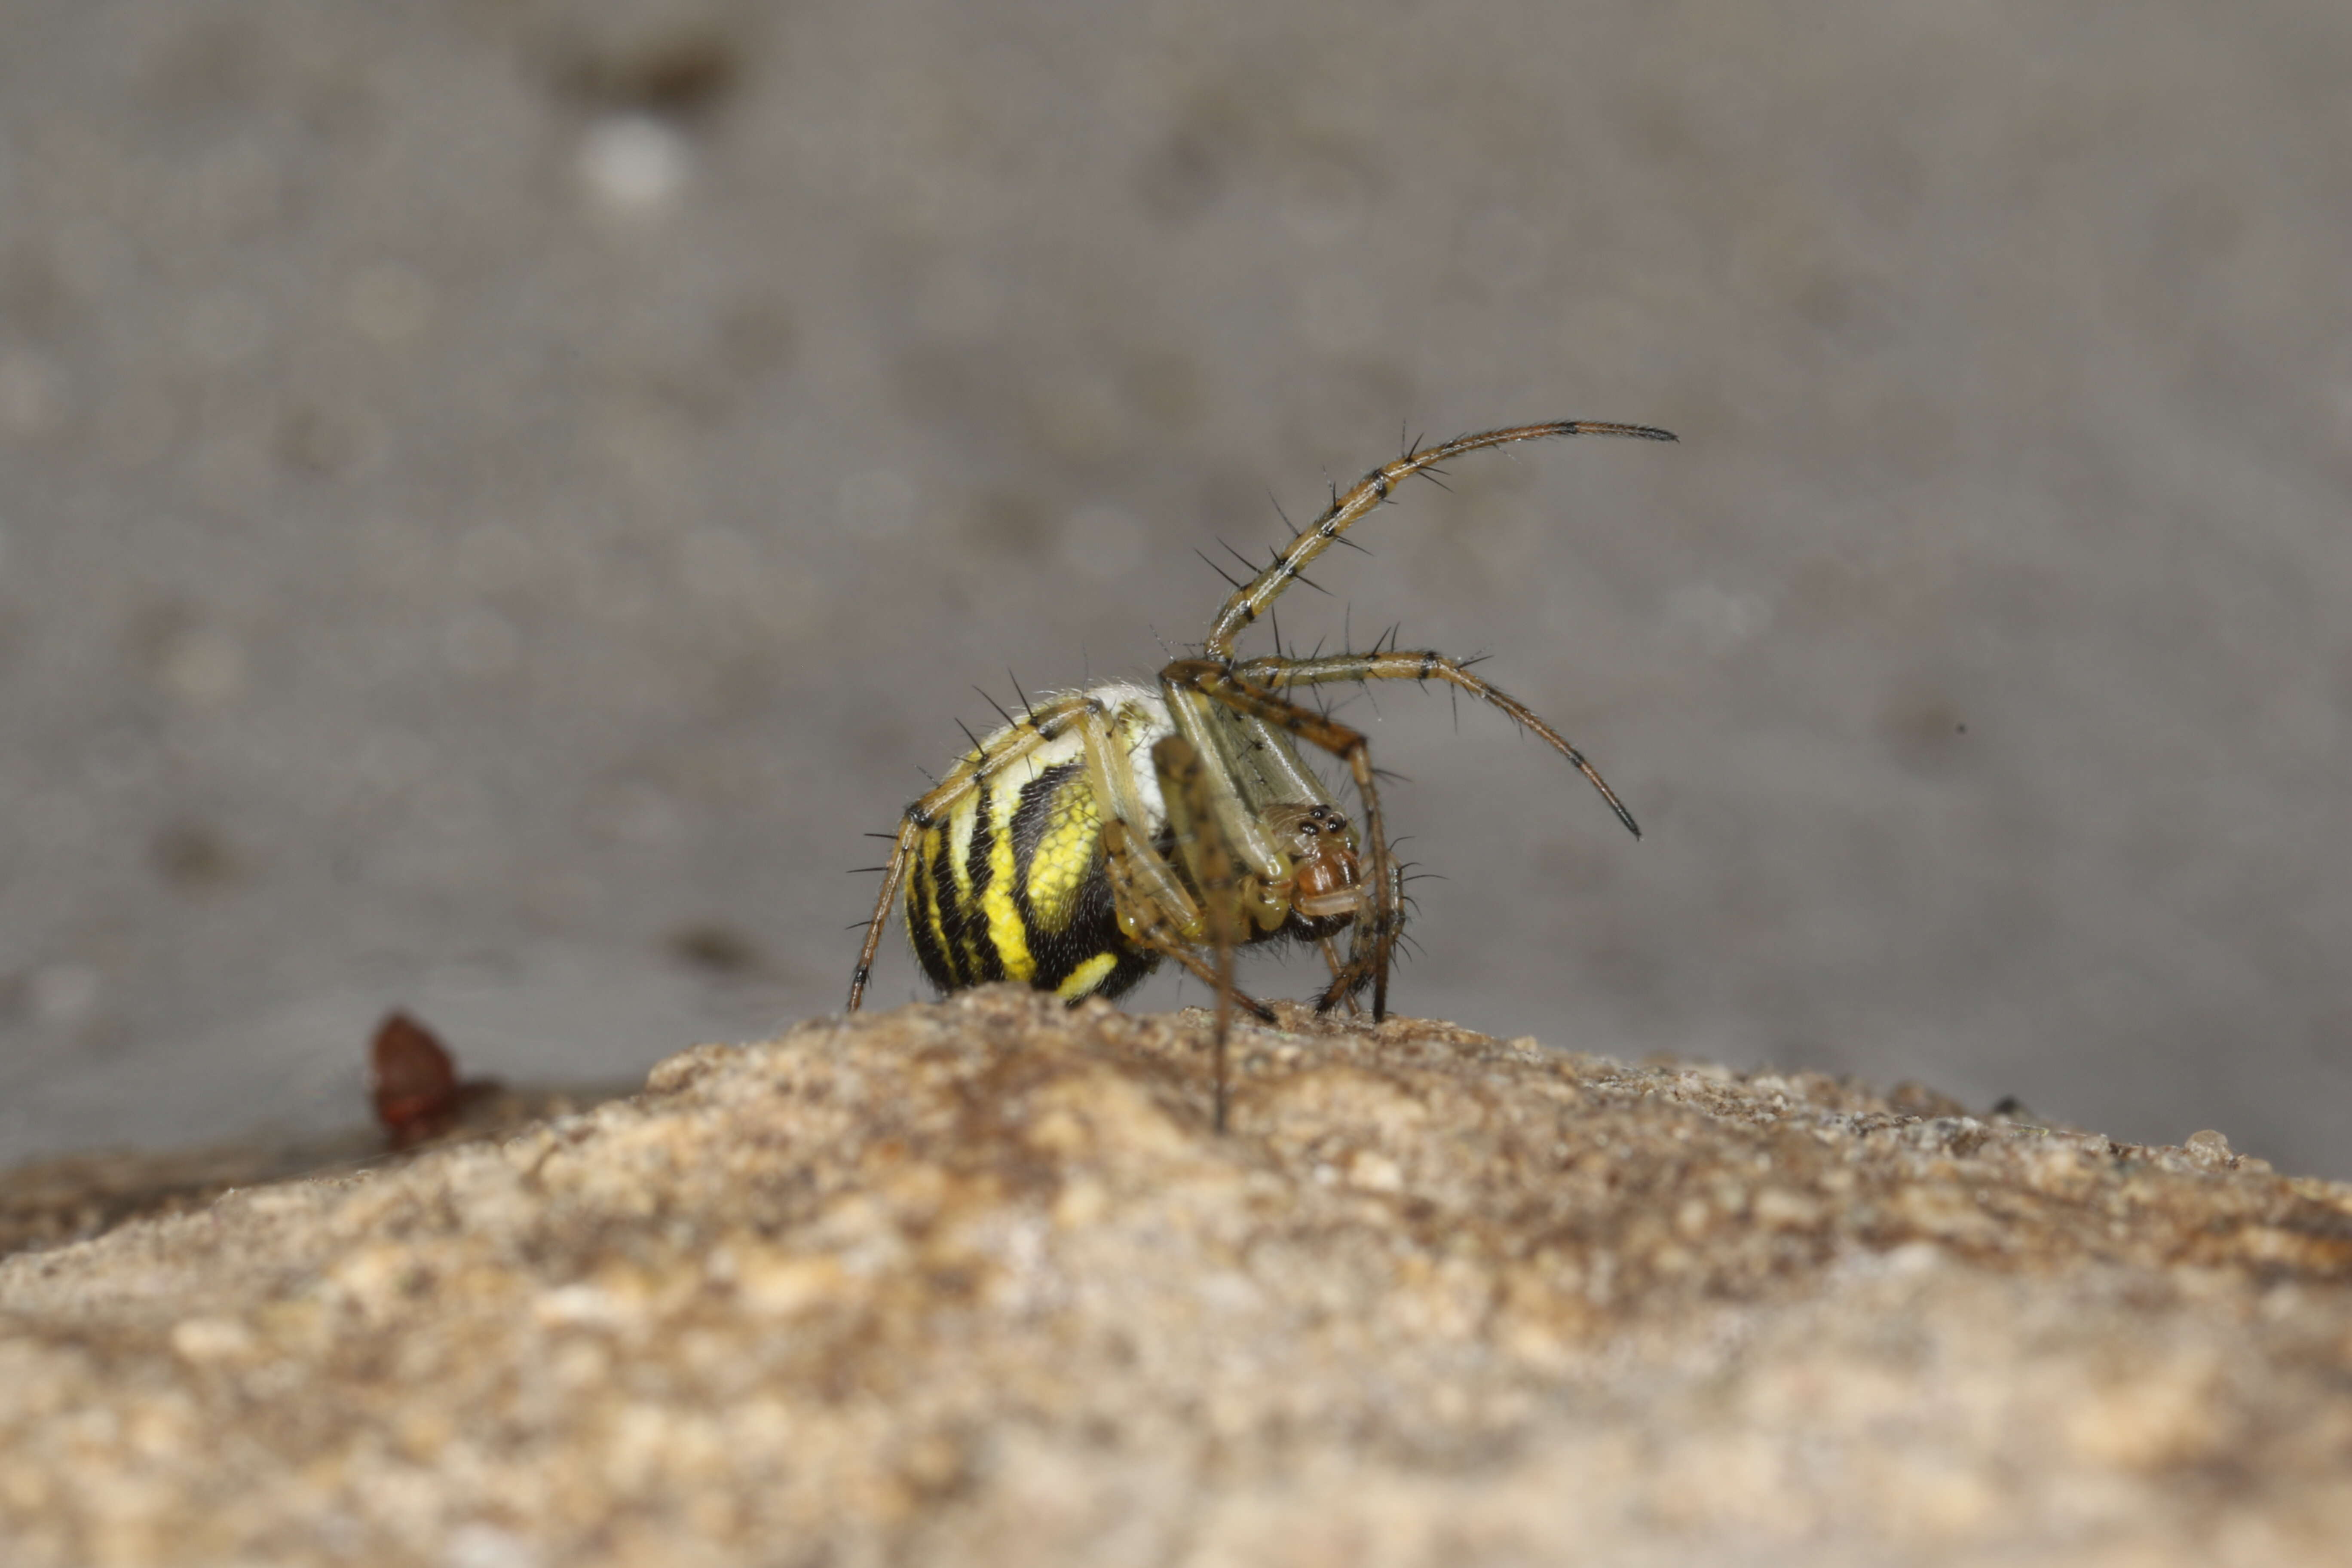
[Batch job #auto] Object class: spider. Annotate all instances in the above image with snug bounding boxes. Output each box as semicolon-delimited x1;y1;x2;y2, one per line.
846;419;1676;1129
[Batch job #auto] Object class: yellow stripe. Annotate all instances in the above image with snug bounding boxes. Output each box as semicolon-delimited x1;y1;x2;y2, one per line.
1055;951;1117;1000
1023;769;1099;932
920;826;957;977
980;775;1036;981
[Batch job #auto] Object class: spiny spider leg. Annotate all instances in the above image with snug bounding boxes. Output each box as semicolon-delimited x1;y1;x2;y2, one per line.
1317;937;1364;1017
1096;811;1277;1029
1158;658;1396;1020
1204;420;1676;658
1059;698;1278;1029
1234;650;1643;838
1150;733;1244;1132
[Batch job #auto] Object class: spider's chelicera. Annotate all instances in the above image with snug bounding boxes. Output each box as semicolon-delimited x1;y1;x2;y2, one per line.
846;420;1676;1127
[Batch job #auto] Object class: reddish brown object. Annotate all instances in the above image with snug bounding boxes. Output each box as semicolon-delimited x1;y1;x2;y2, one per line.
369;1011;461;1147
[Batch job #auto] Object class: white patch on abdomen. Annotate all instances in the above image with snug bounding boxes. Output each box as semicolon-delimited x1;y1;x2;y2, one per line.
1090;682;1174;835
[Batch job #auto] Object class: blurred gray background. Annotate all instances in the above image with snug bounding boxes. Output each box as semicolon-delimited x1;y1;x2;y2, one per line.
2;0;2348;1175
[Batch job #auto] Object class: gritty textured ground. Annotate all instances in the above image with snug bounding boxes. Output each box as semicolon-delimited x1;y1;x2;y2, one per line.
5;988;2350;1568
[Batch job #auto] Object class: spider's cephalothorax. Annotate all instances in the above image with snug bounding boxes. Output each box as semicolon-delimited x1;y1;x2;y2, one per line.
846;420;1676;1127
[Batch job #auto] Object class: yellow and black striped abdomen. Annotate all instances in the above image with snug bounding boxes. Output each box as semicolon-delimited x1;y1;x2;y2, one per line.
905;753;1158;1004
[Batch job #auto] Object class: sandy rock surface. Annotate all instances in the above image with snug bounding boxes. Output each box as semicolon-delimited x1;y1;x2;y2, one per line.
4;986;2350;1567
0;1081;628;1260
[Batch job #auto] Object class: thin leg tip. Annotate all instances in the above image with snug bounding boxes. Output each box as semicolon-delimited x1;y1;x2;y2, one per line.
1556;420;1678;443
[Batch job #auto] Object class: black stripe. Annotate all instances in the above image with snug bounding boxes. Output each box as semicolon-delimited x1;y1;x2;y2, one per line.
1007;761;1089;989
1007;763;1083;922
1073;858;1158;1000
905;830;956;991
959;779;1006;983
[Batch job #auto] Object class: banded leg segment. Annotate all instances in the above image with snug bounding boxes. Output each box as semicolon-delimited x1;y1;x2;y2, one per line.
1159;659;1397;1020
1080;702;1275;1026
1204;420;1675;658
1234;650;1642;838
1317;937;1363;1017
1151;734;1244;1131
1095;815;1273;1023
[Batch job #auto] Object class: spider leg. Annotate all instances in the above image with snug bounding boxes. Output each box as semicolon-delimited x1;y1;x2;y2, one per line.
846;693;1097;1011
1204;420;1675;658
1317;937;1363;1018
1069;702;1276;1029
847;812;925;1011
1095;817;1275;1032
1158;659;1396;1022
1150;733;1244;1133
1232;649;1643;837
